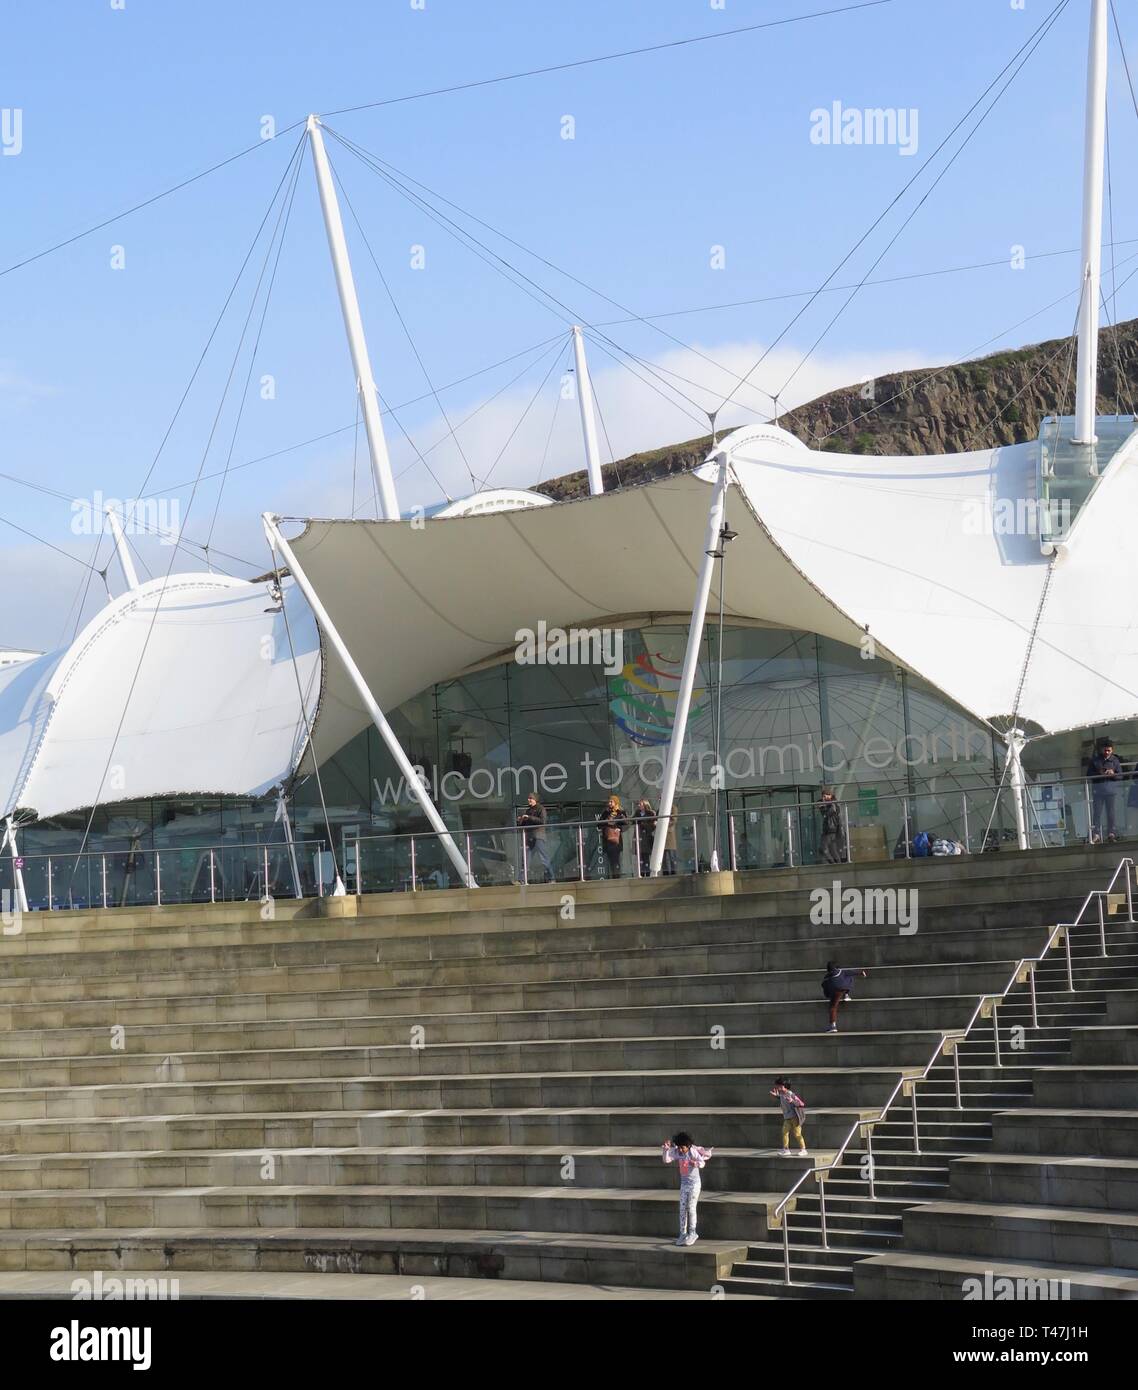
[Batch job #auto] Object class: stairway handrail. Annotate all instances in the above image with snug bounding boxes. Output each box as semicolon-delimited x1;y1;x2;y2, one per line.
772;855;1135;1283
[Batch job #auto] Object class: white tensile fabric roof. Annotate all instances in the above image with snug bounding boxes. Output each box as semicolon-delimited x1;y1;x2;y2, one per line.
0;573;321;820
286;421;1138;764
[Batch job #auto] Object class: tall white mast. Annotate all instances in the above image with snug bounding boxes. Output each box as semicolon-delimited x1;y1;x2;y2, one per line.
104;504;140;592
306;115;400;519
571;326;605;496
1073;0;1109;445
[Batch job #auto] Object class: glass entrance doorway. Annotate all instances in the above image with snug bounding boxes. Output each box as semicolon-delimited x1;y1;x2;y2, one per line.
728;786;817;869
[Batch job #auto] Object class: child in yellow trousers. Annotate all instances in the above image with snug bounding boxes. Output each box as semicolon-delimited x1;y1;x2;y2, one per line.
770;1077;809;1157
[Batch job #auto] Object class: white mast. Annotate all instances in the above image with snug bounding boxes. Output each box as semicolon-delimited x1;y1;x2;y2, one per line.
306;114;400;519
1073;0;1109;445
571;326;605;496
649;452;731;877
104;504;140;592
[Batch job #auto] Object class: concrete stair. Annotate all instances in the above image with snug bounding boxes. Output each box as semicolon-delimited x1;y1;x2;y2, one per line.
856;909;1138;1300
0;844;1128;1299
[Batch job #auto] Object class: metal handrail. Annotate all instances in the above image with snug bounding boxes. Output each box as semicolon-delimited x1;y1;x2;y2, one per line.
772;855;1136;1284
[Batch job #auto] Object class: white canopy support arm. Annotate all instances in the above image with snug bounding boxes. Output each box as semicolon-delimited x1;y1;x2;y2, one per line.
649;452;732;876
104;505;140;592
1005;728;1030;852
1073;0;1108;445
262;514;476;889
306;114;400;520
2;816;28;915
571;326;605;496
274;786;304;900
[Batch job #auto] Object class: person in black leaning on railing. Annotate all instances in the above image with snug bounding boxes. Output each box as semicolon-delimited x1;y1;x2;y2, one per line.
1087;739;1124;844
516;793;554;883
817;786;846;864
596;795;627;878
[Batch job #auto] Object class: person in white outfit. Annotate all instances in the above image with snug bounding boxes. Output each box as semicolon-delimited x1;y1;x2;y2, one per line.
662;1132;714;1245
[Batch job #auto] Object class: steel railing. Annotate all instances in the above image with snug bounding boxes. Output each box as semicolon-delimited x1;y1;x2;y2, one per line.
0;839;329;911
349;813;714;893
772;855;1136;1284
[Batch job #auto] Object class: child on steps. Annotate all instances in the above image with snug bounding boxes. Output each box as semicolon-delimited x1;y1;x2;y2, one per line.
770;1078;809;1157
662;1132;714;1246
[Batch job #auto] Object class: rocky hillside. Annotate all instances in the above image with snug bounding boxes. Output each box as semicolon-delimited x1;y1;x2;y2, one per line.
534;319;1138;500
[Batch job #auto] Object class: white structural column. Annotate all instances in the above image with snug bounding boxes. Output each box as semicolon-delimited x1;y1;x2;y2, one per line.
649;452;732;877
2;817;28;915
263;514;476;888
306;115;400;519
571;326;605;496
1074;0;1109;445
275;787;303;899
104;505;140;592
1006;728;1030;852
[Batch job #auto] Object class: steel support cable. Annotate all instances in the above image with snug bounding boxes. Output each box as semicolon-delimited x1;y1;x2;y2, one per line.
476;342;569;490
590;239;1138;327
323;129;726;423
323;126;779;416
205;134;306;550
715;0;1073;415
322;1;899;116
775;0;1070;404
65;138;310;883
327;153;472;497
805;246;1138;449
535;339;572;485
385;336;568;491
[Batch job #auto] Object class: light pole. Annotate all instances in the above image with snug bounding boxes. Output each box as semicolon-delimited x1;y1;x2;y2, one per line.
707;518;738;871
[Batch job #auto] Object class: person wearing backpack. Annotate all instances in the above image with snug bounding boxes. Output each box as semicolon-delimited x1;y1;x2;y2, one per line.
770;1077;808;1156
821;961;868;1033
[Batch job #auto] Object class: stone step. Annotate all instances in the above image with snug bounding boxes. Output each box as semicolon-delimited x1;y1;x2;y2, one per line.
0;1067;914;1122
0;1269;711;1300
0;1225;748;1291
0;958;1031;1015
0;1106;874;1156
990;1108;1138;1158
0;1146;825;1194
1032;1066;1138;1107
900;1199;1138;1267
948;1153;1138;1211
0;926;1053;1001
1070;1025;1138;1064
0;1184;781;1241
0;994;1009;1056
855;1249;1138;1300
0;1030;950;1091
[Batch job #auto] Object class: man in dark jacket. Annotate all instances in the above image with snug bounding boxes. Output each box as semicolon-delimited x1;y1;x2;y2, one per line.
817;788;845;864
1087;740;1124;844
517;794;554;882
821;960;867;1033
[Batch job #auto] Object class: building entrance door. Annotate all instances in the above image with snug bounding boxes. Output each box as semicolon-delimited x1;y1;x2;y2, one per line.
730;786;818;868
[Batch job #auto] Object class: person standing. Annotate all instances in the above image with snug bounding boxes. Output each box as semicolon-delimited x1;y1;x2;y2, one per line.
769;1078;809;1157
1087;740;1124;844
517;793;554;882
633;797;656;876
661;813;679;875
817;787;845;864
661;1132;713;1246
597;795;627;878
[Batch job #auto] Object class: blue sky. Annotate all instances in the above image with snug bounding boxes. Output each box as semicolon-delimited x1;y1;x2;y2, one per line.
1;0;1135;648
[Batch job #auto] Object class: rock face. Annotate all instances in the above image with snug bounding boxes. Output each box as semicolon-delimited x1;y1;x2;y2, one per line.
534;320;1138;500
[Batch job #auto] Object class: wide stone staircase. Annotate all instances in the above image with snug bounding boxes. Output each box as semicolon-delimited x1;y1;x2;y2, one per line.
0;847;1129;1299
